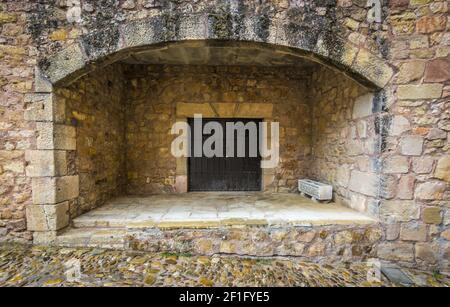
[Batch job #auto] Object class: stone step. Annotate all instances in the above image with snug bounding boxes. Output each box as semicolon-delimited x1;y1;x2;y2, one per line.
56;222;384;261
56;228;127;250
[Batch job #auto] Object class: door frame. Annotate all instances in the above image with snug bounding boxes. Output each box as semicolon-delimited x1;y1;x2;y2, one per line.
174;102;276;193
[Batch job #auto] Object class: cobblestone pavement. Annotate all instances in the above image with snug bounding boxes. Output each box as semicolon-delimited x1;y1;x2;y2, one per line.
0;244;448;287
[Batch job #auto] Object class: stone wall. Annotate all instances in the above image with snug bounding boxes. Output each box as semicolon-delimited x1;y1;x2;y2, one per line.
0;2;35;243
310;66;379;216
124;64;311;194
0;0;447;272
55;64;127;219
127;224;384;263
377;0;450;271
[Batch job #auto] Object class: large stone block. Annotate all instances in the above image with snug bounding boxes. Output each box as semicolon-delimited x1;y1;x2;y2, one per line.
400;222;427;242
396;61;425;84
352;49;394;88
397;175;415;200
422;207;442;225
25;150;67;177
416;15;447;34
435;156;450;182
424;58;450;83
389;115;411;136
415;181;446;200
377;242;414;262
412;156;434;174
34;66;53;93
43;43;88;84
383;156;409;174
352;93;374;119
32;176;79;205
397;84;443;100
400;135;424;156
26;202;69;231
348;170;379;197
37;123;76;150
24;94;53;122
415;243;439;264
380;200;420;222
25;93;64;123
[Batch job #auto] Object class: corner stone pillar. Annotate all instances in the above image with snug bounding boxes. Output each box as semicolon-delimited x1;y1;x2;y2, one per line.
24;71;79;244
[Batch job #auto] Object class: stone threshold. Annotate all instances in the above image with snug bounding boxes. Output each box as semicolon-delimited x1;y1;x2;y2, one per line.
70;192;377;230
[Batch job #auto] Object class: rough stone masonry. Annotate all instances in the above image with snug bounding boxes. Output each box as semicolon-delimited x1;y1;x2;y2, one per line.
0;0;448;272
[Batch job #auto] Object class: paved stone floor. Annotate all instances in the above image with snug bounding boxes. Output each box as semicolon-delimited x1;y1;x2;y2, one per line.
0;244;448;287
73;193;376;228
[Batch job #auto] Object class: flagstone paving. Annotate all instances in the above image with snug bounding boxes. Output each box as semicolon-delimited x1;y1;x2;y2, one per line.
0;244;448;287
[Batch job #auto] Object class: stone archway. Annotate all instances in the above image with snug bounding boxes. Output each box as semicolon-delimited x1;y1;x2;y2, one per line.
36;15;394;90
25;14;394;243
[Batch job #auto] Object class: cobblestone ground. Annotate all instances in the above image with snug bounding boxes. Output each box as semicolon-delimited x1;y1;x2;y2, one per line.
0;244;448;287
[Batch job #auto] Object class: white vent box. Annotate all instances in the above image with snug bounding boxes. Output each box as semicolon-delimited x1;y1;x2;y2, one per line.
298;179;333;201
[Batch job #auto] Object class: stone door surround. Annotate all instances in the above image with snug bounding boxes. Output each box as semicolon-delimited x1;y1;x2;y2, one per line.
174;102;275;193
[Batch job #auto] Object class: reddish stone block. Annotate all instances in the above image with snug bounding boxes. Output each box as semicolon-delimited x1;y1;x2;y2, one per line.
416;15;446;34
390;0;409;9
424;57;450;82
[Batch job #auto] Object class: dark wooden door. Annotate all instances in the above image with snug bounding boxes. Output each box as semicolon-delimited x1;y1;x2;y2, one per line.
188;118;262;191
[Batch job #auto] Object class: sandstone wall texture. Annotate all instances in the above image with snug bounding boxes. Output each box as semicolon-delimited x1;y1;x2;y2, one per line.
0;0;448;271
124;64;311;194
310;66;378;215
56;64;127;219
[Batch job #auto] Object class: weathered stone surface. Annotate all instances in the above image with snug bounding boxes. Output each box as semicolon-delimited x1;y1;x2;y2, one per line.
400;135;424;156
383;156;409;174
427;128;447;140
415;243;439;264
25;151;67;177
422;207;442;225
442;229;450;240
32;176;79;205
415;182;446;200
390;115;411;136
36;123;76;150
416;15;447;34
396;61;425;84
380;200;420;222
378;243;414;262
400;222;427;242
424;58;450;83
397;84;443;100
397;175;415;200
352;93;374;119
1;244;448;287
435;156;450;182
352;49;394;88
24;94;55;122
0;0;446;269
43;43;88;84
348;171;379;197
386;223;400;241
412;157;435;174
26;202;69;231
